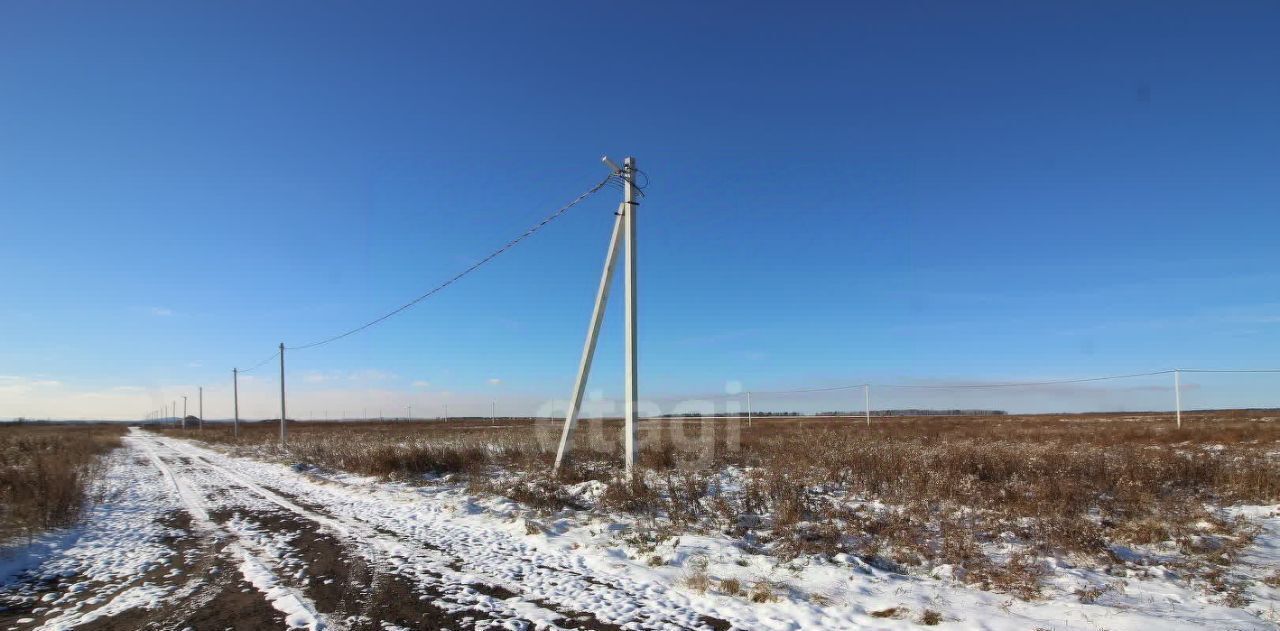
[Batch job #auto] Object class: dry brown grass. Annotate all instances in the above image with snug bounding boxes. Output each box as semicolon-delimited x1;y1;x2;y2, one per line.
0;423;125;543
157;409;1280;600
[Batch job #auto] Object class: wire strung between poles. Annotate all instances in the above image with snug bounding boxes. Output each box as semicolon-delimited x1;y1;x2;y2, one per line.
285;172;619;351
873;370;1177;389
1179;368;1280;374
751;383;870;395
746;371;1179;395
237;350;280;374
217;171;618;373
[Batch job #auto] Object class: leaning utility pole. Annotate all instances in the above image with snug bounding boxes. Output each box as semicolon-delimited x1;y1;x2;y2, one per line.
279;343;287;446
232;368;240;438
555;156;641;477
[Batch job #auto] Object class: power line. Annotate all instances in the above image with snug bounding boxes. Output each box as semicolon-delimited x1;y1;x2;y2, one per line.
737;371;1177;395
579;368;1280;401
225;172;619;371
752;383;869;395
237;350;280;374
873;370;1176;389
286;172;618;351
1180;368;1280;374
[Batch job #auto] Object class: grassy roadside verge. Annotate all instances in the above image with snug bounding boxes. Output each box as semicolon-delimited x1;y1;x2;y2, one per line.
0;423;126;544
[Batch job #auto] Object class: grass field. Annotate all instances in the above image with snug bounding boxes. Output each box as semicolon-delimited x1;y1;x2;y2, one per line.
156;410;1280;604
0;423;124;543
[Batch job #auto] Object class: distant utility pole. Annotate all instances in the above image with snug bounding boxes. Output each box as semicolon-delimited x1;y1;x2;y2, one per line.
1174;369;1182;429
444;404;449;422
864;384;871;427
279;343;287;446
746;391;753;427
181;396;188;429
172;400;177;428
232;368;240;438
491;401;496;426
555;156;641;477
198;386;203;430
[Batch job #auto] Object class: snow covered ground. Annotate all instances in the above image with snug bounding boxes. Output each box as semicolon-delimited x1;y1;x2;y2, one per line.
2;429;1277;630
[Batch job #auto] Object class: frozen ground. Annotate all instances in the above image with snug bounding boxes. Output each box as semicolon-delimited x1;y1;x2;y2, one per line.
1;428;1276;630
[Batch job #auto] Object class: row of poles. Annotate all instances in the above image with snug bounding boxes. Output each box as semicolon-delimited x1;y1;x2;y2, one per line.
740;371;1195;428
151;340;499;447
145;387;203;430
161;362;1195;451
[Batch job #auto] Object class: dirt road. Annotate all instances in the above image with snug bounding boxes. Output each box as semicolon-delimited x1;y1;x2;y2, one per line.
0;430;730;630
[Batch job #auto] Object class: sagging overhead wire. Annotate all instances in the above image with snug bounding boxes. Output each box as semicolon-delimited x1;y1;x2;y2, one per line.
747;370;1180;395
874;370;1177;389
237;350;280;374
752;383;870;395
1179;368;1280;374
285;172;621;351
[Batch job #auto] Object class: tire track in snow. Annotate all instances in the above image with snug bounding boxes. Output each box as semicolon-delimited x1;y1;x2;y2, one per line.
150;433;732;630
135;433;333;631
139;433;576;629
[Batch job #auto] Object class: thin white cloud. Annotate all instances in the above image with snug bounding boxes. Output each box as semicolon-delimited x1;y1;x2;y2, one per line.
412;380;431;389
0;376;62;395
348;369;397;383
150;307;174;317
487;378;502;385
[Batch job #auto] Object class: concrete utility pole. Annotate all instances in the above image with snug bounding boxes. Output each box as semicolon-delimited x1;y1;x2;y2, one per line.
555;156;640;477
622;157;639;476
1174;369;1182;429
172;400;177;428
747;391;753;428
491;401;496;426
864;384;871;427
198;386;203;430
232;368;240;438
181;396;188;429
279;343;287;446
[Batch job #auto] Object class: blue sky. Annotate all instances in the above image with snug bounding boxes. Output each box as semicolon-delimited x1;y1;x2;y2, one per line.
2;2;1278;419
